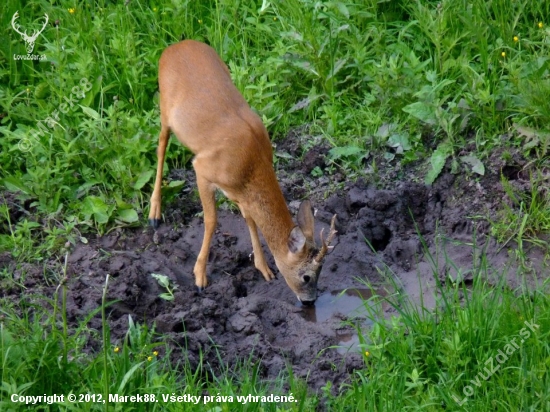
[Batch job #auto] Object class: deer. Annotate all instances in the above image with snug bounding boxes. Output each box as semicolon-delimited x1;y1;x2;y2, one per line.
148;40;336;305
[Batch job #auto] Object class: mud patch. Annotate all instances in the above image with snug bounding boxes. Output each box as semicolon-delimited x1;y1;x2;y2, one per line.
1;133;548;392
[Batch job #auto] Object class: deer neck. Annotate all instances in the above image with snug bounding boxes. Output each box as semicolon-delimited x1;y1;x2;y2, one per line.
244;171;294;260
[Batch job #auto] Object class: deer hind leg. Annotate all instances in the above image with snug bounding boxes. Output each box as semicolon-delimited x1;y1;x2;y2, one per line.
148;124;170;228
193;173;217;291
240;208;275;281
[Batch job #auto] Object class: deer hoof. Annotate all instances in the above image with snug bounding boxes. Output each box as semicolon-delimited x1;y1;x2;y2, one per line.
195;286;205;294
148;218;161;229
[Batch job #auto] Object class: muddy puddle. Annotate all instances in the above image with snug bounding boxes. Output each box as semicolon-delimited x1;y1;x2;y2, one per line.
2;134;547;391
297;288;388;353
298;288;376;324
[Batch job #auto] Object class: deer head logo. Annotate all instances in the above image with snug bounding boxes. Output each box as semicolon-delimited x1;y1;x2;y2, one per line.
11;11;49;54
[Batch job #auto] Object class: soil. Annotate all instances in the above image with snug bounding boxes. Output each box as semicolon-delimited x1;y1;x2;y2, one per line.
1;130;548;393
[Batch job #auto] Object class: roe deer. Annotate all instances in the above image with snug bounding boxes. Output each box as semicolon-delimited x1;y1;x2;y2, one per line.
148;40;336;305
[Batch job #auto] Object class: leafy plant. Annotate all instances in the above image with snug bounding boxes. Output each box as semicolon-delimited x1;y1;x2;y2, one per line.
151;273;179;301
425;141;452;185
490;172;550;260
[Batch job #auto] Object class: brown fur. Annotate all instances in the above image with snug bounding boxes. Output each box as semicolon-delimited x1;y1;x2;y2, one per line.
149;40;335;303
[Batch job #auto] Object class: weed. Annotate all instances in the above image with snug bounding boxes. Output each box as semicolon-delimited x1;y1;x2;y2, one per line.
2;0;550;250
490;172;550;263
151;273;179;301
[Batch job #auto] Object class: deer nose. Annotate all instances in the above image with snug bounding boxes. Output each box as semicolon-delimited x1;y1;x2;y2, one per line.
300;299;316;306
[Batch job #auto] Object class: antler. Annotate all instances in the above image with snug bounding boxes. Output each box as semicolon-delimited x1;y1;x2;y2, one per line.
27;13;49;42
11;11;26;37
313;214;337;264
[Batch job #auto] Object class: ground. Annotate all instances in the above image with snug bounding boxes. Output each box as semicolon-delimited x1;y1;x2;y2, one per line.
1;130;547;392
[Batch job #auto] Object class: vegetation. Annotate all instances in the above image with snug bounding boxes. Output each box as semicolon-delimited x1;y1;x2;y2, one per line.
1;251;549;410
1;0;550;241
1;0;549;410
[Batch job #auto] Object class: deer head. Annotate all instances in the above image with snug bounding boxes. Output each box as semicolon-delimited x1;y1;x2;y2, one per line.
277;201;337;305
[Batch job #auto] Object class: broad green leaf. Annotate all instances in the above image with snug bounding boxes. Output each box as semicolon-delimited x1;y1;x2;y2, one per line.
402;102;437;125
133;170;154;190
329;146;363;159
411;368;420;383
387;133;411;154
168;180;185;188
523;139;540;151
115;198;134;209
335;3;350;18
82;196;111;224
513;123;537;139
2;177;30;194
376;123;398;139
34;82;50;99
275;151;293;160
460;155;485;176
79;105;100;120
151;273;170;288
161;180;185;199
116;208;138;223
159;293;174;301
425;143;451;184
16;221;41;229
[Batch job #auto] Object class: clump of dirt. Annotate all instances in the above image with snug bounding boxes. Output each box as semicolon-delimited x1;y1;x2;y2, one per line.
1;130;548;392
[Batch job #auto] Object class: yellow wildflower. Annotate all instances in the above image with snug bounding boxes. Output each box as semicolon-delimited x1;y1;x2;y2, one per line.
501;51;506;58
538;22;544;29
513;36;519;42
365;351;370;357
153;7;157;12
114;346;120;353
68;8;75;14
147;356;153;361
153;351;159;356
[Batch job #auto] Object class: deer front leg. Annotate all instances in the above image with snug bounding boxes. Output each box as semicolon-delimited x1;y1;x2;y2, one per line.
149;125;170;229
242;212;275;281
193;174;217;291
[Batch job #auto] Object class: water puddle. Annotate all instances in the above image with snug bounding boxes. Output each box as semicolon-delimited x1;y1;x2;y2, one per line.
335;332;362;355
298;288;373;323
297;287;386;354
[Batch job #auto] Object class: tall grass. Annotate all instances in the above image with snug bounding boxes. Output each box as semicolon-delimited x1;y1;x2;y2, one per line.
328;245;550;410
1;0;550;247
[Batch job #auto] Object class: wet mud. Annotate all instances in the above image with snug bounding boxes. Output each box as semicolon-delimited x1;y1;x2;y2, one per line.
1;132;547;391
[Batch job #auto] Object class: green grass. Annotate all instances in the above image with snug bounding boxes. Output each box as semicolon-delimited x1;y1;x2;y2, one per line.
333;250;550;411
1;0;550;245
490;172;550;261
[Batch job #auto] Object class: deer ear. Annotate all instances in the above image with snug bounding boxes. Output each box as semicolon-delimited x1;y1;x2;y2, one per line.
288;226;306;254
297;200;315;242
